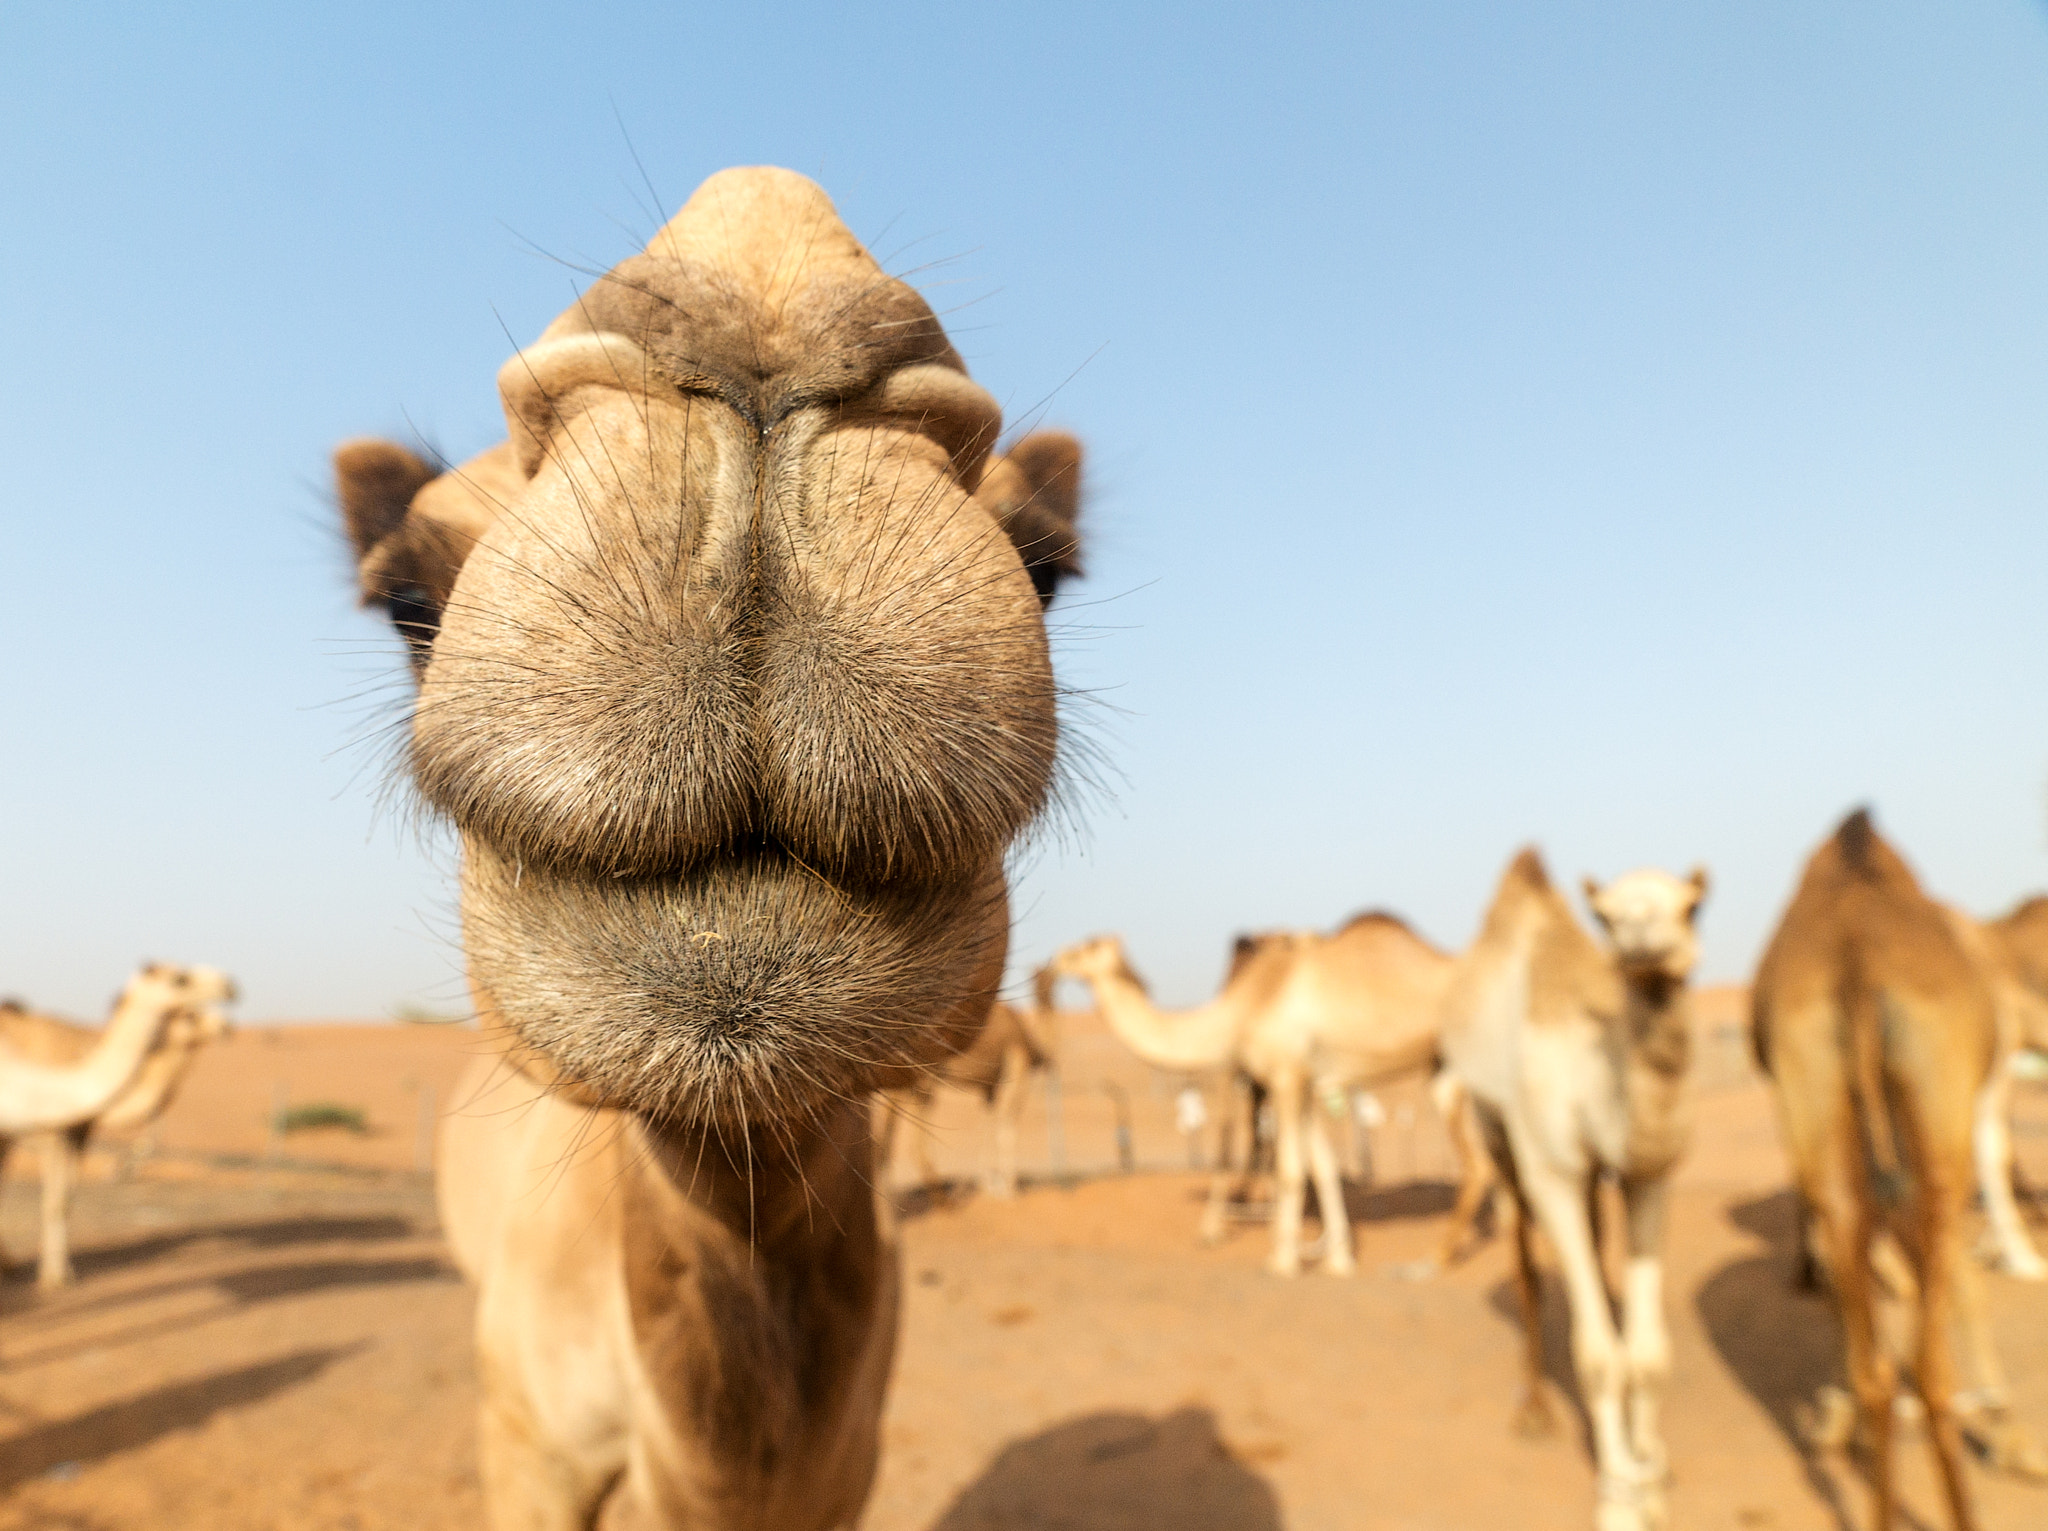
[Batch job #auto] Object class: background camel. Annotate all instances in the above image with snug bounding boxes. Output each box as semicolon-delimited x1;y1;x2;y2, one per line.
1440;849;1706;1531
0;964;222;1141
1950;896;2048;1279
336;166;1084;1530
1755;812;2041;1531
1046;911;1472;1277
0;974;235;1288
876;997;1054;1198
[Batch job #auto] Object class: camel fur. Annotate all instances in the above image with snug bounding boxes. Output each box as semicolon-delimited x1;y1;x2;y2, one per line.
1440;848;1706;1531
1046;910;1481;1276
876;998;1054;1198
0;973;235;1287
0;965;227;1141
1754;812;2043;1530
337;166;1083;1531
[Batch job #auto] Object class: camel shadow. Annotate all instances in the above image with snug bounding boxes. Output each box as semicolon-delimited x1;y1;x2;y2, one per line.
1346;1176;1458;1224
3;1215;419;1287
0;1344;359;1490
1484;1270;1590;1456
1696;1189;1866;1531
927;1406;1283;1531
5;1257;455;1368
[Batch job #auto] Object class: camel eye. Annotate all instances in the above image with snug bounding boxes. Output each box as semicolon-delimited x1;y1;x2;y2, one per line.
383;583;443;661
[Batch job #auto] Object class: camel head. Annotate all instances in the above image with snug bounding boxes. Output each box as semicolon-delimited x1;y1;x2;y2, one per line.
1045;935;1126;983
334;168;1085;1129
125;963;239;1016
1582;869;1709;982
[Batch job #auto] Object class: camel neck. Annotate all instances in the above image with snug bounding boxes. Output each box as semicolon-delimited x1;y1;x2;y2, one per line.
1087;965;1240;1072
1624;972;1691;1078
631;1097;875;1254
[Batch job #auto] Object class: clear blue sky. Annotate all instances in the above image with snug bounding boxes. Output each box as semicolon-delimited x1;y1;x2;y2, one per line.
5;2;2048;1017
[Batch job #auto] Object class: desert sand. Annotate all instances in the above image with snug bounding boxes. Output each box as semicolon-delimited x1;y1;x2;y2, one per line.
0;992;2043;1529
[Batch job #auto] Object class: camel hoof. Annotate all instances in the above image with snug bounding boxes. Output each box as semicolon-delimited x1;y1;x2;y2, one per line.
1965;1417;2048;1479
1513;1395;1557;1440
1265;1255;1301;1279
2000;1251;2048;1282
1594;1495;1649;1531
1798;1385;1857;1451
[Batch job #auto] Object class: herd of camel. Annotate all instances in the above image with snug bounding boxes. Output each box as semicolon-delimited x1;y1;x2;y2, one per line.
902;822;2048;1531
3;166;2042;1531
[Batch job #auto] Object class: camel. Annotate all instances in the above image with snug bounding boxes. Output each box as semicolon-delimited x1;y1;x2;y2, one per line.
0;964;217;1140
1946;896;2048;1279
876;997;1053;1198
335;167;1084;1530
1754;812;2041;1530
0;973;236;1288
1045;910;1480;1276
1439;848;1707;1531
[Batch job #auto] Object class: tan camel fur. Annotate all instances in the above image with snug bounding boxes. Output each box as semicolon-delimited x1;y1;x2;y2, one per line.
0;964;220;1140
1046;911;1461;1277
0;977;235;1288
336;166;1083;1531
1440;849;1706;1531
1944;897;2048;1279
876;999;1053;1197
1755;813;2039;1531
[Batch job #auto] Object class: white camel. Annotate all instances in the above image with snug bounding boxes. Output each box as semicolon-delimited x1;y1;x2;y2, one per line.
0;970;236;1287
0;959;227;1229
1440;849;1706;1531
1048;912;1460;1276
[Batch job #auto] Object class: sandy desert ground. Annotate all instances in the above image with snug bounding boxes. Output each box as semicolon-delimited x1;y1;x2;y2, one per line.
0;994;2044;1530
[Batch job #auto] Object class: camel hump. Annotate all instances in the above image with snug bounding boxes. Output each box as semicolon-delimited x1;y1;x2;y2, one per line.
1821;806;1920;897
1336;908;1414;937
1506;846;1551;892
2005;893;2048;924
1833;807;1879;875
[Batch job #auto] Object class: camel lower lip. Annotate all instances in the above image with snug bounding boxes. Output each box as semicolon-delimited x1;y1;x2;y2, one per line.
458;840;1005;1126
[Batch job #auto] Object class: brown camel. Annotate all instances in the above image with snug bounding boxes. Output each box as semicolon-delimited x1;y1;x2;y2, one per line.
1440;849;1707;1531
0;970;236;1287
876;997;1053;1198
1754;812;2041;1531
1046;911;1483;1276
336;167;1084;1530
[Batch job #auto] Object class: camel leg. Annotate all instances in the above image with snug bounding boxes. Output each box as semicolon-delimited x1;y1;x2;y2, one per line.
1950;1205;2048;1477
39;1127;86;1291
1973;1059;2046;1278
1618;1173;1675;1488
1810;1184;1897;1529
477;1394;614;1531
1434;1074;1495;1268
1914;1184;1981;1531
1520;1157;1653;1530
1305;1098;1354;1276
1508;1190;1556;1437
987;1047;1029;1198
1200;1076;1249;1244
1267;1073;1307;1277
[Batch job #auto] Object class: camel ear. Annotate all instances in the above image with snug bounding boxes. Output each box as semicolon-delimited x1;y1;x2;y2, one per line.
335;440;437;561
978;430;1085;607
1686;865;1710;915
1581;876;1609;924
